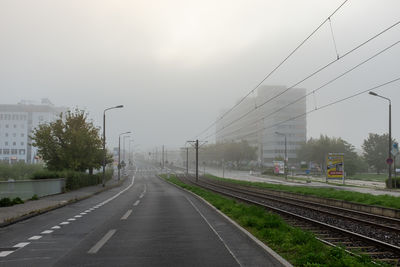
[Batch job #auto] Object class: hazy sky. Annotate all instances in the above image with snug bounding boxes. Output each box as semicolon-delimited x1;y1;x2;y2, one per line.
1;0;399;152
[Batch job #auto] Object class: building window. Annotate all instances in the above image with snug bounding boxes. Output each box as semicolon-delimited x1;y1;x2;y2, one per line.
11;149;18;155
3;149;9;155
13;142;16;146
21;124;25;129
19;149;25;155
0;149;2;155
12;133;16;137
5;124;9;128
21;133;25;137
5;142;8;146
5;133;8;137
39;116;44;121
20;142;24;146
13;124;17;128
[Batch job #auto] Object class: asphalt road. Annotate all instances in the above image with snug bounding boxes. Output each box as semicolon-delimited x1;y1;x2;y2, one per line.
0;163;286;267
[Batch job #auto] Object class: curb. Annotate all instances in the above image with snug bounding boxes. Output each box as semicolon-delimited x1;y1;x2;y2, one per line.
158;175;292;267
0;176;127;228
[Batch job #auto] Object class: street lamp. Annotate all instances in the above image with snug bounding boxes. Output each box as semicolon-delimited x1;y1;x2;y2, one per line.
119;131;131;181
275;131;287;180
369;91;392;188
103;105;124;187
129;139;134;166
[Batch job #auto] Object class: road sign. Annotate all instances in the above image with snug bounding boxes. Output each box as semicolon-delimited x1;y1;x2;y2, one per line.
391;142;399;156
386;158;394;165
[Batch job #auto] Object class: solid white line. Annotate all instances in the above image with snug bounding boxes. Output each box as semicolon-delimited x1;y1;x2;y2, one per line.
13;242;30;248
185;197;242;267
133;200;140;206
41;230;53;234
51;226;61;229
120;210;133;220
28;236;42;240
87;229;116;254
0;251;14;257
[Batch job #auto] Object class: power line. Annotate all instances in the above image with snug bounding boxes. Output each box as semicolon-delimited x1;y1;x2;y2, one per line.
235;77;400;140
208;39;400;141
194;0;349;139
204;20;400;141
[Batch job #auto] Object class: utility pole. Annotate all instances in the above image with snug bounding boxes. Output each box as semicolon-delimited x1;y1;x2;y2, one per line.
162;145;164;169
195;140;199;181
186;147;189;175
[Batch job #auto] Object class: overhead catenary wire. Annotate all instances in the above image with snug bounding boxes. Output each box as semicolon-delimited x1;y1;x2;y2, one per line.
208;39;400;141
204;20;400;141
193;0;349;139
232;77;400;141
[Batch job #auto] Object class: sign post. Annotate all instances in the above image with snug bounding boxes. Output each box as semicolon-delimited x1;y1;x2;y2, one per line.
326;153;345;184
391;142;399;188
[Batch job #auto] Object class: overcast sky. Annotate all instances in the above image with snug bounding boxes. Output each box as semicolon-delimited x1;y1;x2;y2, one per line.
1;0;399;152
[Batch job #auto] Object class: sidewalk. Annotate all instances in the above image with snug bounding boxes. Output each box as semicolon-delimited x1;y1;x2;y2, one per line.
0;176;126;227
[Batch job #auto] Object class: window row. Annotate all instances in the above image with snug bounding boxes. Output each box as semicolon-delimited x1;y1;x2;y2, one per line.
3;142;25;146
0;124;25;129
0;114;27;121
3;133;25;138
0;149;26;155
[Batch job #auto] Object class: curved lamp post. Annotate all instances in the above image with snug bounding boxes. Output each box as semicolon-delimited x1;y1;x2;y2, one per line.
103;105;123;187
369;91;392;188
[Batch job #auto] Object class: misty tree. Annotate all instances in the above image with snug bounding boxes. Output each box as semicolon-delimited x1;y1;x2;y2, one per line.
199;141;257;166
362;133;395;174
31;109;110;173
297;135;363;176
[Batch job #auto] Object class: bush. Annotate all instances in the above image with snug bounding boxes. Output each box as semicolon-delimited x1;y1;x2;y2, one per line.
31;194;39;200
12;197;24;205
31;169;63;179
0;162;44;181
0;197;12;207
386;177;400;188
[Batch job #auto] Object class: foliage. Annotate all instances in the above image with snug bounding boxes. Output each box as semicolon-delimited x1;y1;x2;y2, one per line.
0;197;25;207
297;135;364;176
31;109;109;172
0;162;44;181
386;177;400;189
30;194;39;200
362;133;395;174
32;169;113;190
197;140;257;165
163;174;377;266
206;174;400;209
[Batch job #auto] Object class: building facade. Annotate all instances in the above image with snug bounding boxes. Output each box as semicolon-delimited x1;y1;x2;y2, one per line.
216;85;307;166
0;99;67;164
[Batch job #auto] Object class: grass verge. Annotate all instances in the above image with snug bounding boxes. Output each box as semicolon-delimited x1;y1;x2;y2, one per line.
161;174;380;267
206;174;400;210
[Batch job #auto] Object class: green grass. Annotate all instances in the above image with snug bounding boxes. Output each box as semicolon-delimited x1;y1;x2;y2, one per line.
205;174;400;210
348;173;388;182
161;174;379;267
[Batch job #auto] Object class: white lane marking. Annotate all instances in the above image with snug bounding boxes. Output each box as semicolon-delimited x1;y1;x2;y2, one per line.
185;197;241;266
13;242;30;248
41;230;53;234
84;210;91;213
60;222;70;225
51;226;61;229
80;213;87;215
120;210;132;220
28;236;42;240
0;251;14;257
74;215;82;218
87;229;117;254
68;218;76;221
133;200;140;206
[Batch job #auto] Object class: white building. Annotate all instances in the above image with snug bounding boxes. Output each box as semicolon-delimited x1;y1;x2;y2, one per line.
0;99;67;164
216;85;307;166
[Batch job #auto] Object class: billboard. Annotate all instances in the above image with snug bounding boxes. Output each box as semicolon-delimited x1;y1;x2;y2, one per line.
326;153;344;179
273;161;285;174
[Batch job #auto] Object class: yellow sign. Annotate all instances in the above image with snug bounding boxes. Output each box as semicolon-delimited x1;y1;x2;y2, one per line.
326;153;344;179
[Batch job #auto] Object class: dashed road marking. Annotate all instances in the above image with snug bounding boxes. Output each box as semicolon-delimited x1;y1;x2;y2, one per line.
120;210;132;220
0;251;14;257
87;229;116;254
133;200;140;206
13;242;30;248
51;226;61;229
41;230;53;234
74;215;82;218
28;236;42;240
68;218;76;221
60;222;69;225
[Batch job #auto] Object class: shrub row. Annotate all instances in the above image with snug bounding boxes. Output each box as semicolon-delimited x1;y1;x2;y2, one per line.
0;197;24;207
32;169;113;191
385;177;400;189
0;162;44;181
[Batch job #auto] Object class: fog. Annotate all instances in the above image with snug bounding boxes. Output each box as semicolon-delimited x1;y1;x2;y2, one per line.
1;0;399;152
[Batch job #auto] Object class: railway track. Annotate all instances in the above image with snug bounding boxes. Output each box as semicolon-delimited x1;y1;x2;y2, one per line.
176;174;400;265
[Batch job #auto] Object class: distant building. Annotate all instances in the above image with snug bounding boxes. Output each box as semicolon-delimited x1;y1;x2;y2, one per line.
216;85;307;166
0;99;67;164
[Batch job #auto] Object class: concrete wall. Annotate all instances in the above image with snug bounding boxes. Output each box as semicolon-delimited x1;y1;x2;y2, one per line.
0;179;65;200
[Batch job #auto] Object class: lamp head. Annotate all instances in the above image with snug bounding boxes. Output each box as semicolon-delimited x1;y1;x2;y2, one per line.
369;91;378;96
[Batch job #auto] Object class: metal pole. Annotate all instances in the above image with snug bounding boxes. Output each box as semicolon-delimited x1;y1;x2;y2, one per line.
118;135;121;181
389;102;392;188
284;135;287;180
102;112;106;187
196;140;199;182
162;145;164;169
186;147;189;175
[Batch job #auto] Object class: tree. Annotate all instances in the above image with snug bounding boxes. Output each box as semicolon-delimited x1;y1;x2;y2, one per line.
362;133;395;174
31;109;106;172
199;141;257;166
297;135;362;176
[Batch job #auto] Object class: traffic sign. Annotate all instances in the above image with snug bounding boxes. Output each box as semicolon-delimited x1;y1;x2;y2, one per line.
386;158;394;165
391;142;399;156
